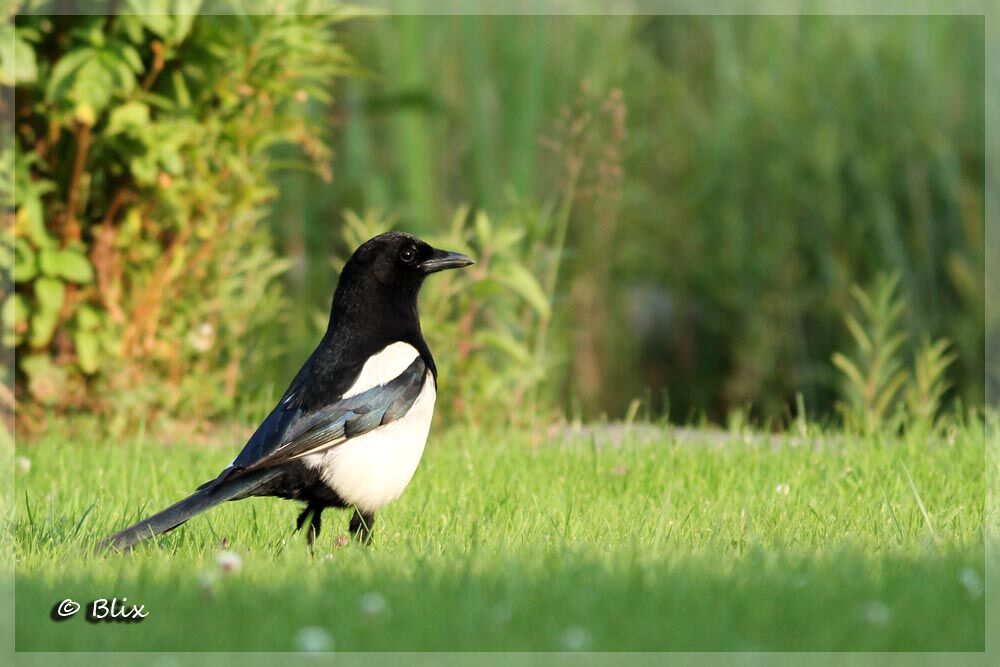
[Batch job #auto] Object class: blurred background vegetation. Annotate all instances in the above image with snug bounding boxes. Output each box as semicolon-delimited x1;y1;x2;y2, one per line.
3;5;985;433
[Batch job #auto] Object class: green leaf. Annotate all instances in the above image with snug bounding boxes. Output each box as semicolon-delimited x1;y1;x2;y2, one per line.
171;69;191;108
467;277;508;300
2;293;27;329
17;197;55;250
46;47;95;103
131;154;158;185
843;314;870;353
74;329;100;374
76;305;102;330
29;277;65;347
476;329;531;364
160;151;183;175
117;207;142;245
13;237;37;282
136;15;173;40
35;276;65;313
126;1;200;43
29;308;59;348
69;57;116;111
39;248;94;284
474;211;493;246
106;101;150;135
120;44;144;73
831;352;865;393
19;354;66;405
495;264;551;319
171;0;202;43
0;26;38;85
119;15;146;44
99;329;121;356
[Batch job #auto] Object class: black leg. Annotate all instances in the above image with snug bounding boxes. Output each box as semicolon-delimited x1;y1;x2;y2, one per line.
308;507;323;546
349;509;375;545
295;506;312;533
295;505;324;548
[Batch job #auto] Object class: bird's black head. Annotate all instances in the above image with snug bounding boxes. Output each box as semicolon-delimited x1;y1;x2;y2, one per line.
327;231;475;342
349;231;475;287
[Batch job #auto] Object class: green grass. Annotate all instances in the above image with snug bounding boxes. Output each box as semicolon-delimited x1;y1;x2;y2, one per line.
11;419;985;651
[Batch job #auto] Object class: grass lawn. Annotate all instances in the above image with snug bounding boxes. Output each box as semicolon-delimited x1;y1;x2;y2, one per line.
9;418;986;652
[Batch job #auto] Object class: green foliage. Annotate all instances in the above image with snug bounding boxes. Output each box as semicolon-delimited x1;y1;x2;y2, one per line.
333;204;566;428
832;275;909;432
5;13;985;427
621;16;983;421
306;15;983;422
832;274;957;433
905;337;957;425
6;4;356;421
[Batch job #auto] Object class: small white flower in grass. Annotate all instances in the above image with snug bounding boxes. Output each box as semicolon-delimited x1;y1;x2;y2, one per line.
15;456;31;475
959;568;983;599
197;569;217;592
295;626;334;652
216;550;242;574
775;483;790;496
189;322;215;352
359;592;388;618
864;600;890;626
560;626;592;651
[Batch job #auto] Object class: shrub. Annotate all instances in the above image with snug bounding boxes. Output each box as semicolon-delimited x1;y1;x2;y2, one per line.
3;3;355;429
832;273;956;433
832;274;910;433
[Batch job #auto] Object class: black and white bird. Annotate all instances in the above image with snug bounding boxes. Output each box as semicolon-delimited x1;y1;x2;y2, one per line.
102;232;474;551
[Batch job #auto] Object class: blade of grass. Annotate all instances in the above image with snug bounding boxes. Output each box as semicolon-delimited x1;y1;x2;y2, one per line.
901;462;938;542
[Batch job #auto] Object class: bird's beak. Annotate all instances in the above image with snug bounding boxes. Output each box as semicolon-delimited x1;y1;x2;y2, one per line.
418;248;476;274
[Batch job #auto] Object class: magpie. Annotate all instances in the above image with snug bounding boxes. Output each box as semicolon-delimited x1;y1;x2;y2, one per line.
101;232;474;551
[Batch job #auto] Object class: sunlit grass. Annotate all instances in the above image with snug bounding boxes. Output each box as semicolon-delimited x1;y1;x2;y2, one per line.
13;419;985;651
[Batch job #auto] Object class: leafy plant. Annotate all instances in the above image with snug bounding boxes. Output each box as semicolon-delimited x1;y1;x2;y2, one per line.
5;3;357;425
904;336;956;425
832;274;909;433
832;273;959;433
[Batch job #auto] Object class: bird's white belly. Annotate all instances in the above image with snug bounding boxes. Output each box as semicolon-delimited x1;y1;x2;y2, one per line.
303;372;436;513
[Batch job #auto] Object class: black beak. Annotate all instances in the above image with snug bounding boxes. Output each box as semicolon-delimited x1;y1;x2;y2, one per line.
418;248;476;274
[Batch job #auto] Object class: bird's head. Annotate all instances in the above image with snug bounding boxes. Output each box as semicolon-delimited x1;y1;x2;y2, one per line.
349;231;475;286
329;232;475;333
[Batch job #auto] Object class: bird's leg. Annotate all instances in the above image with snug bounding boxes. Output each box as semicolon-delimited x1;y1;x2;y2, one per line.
308;507;323;546
295;506;312;533
349;509;376;545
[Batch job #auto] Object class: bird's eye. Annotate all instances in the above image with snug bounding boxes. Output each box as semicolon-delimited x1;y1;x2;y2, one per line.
399;248;416;264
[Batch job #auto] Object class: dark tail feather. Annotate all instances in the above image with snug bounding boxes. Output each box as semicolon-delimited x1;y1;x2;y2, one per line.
99;468;282;552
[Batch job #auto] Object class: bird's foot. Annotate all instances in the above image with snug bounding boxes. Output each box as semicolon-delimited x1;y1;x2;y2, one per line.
295;505;324;551
348;509;375;545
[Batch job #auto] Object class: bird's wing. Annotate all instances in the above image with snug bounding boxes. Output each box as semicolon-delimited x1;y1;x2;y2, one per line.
226;356;428;474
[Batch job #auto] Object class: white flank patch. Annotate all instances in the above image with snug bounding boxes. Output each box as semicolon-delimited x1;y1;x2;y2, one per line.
304;371;436;513
342;341;420;398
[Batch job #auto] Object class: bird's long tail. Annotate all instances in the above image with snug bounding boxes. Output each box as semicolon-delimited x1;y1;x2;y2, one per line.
99;468;282;552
